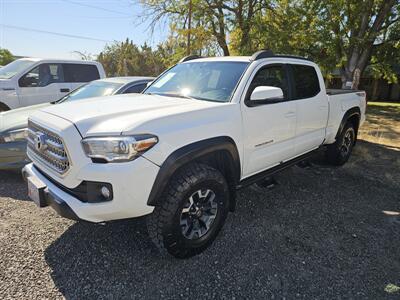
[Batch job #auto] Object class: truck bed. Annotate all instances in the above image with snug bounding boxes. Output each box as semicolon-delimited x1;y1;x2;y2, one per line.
326;89;363;95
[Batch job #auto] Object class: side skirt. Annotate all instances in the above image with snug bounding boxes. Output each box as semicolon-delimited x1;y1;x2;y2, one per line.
236;147;324;190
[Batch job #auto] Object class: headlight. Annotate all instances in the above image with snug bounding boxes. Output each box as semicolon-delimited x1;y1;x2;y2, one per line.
0;128;28;143
81;134;158;162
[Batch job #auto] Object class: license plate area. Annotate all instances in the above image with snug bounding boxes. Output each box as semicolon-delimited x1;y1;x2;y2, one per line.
28;176;47;207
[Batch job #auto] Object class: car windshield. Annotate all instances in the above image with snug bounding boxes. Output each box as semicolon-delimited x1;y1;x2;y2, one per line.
144;61;249;102
57;81;124;103
0;60;36;79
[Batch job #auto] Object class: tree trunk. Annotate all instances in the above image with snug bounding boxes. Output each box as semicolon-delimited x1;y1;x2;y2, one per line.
341;46;371;90
372;78;379;100
340;0;397;90
340;67;354;89
187;0;192;55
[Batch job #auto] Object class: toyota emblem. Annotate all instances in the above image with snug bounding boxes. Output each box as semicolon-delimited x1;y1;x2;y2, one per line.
34;132;48;152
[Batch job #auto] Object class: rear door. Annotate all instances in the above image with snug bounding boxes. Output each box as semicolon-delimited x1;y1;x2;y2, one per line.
289;64;328;155
63;63;100;92
241;63;297;177
17;63;64;106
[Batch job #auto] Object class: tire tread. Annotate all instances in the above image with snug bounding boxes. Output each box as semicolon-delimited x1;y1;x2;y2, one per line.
147;163;227;258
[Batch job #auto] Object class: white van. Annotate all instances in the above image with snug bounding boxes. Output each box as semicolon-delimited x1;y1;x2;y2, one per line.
0;58;105;111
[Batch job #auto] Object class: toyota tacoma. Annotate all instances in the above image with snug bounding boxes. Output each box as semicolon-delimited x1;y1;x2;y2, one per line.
22;51;366;258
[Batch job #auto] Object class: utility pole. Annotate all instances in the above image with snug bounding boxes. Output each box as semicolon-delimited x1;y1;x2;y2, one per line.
187;0;192;55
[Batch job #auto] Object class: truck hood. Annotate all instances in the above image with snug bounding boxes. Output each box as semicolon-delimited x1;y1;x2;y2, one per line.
38;93;223;137
0;103;51;132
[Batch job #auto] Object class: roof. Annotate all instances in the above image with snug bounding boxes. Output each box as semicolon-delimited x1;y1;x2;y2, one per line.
181;55;313;64
97;76;155;84
184;56;252;63
16;57;99;64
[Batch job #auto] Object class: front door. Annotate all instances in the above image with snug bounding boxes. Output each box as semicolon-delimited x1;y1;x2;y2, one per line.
241;64;297;177
17;63;70;107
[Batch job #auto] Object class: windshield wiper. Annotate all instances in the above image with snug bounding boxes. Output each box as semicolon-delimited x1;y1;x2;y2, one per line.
147;92;193;100
147;92;221;102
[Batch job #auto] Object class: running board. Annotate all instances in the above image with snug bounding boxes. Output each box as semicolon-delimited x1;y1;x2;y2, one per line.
236;147;323;189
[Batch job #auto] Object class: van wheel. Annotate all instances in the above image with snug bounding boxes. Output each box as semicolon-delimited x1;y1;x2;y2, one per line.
0;103;10;112
147;163;230;258
326;122;356;166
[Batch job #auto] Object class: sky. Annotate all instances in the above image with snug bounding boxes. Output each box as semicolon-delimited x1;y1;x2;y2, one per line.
0;0;168;59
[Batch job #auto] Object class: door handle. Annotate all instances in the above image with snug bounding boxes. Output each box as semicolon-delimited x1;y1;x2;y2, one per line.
285;112;295;118
60;88;70;93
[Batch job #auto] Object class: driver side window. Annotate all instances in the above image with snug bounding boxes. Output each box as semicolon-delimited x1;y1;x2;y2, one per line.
249;65;289;100
19;63;63;87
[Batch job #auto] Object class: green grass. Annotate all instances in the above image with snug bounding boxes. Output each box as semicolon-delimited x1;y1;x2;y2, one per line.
368;101;400;107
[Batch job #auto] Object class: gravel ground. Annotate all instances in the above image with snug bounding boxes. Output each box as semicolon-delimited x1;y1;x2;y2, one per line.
0;139;399;299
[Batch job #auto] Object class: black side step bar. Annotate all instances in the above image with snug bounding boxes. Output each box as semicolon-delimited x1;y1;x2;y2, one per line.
236;147;323;189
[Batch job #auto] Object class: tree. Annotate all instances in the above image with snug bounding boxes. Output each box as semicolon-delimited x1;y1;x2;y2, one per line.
72;51;94;61
319;0;400;89
97;39;167;76
239;0;400;89
156;24;221;66
139;0;268;56
139;0;400;89
0;48;14;66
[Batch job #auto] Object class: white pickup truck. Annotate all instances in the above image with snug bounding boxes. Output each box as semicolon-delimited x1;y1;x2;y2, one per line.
0;58;105;111
23;51;366;258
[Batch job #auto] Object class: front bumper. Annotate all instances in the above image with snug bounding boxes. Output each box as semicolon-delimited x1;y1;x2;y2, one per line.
22;172;80;221
22;157;160;223
0;141;30;170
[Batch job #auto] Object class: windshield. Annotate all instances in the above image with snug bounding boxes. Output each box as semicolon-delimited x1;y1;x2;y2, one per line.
144;61;249;102
0;60;36;79
57;81;124;103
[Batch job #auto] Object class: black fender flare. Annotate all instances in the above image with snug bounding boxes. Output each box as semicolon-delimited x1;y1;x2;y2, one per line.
335;106;361;139
147;136;241;206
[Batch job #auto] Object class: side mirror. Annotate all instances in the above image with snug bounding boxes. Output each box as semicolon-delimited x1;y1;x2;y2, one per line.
146;81;153;87
250;86;283;101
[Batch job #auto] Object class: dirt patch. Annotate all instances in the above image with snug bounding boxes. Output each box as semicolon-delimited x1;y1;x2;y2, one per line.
358;103;400;148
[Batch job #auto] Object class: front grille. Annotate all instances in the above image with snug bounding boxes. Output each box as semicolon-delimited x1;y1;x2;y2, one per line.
27;120;70;174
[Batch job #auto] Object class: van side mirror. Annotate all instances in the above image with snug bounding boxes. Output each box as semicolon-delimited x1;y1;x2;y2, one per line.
250;86;283;101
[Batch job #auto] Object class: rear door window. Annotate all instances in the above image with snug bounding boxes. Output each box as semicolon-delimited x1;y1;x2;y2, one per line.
63;64;100;83
123;83;148;94
291;64;320;99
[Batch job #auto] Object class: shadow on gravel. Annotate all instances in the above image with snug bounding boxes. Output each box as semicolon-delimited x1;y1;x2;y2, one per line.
44;141;400;299
0;170;28;200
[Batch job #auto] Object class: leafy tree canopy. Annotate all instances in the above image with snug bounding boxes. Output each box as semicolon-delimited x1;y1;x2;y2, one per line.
138;0;400;89
97;39;167;77
0;48;14;66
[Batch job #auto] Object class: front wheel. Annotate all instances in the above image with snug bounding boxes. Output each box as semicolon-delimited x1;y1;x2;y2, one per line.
147;163;230;258
326;122;356;166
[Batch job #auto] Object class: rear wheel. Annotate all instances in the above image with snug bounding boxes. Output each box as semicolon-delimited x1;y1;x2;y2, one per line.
326;122;356;166
147;163;230;258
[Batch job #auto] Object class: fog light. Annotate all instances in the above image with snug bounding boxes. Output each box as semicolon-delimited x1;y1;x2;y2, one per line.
100;186;111;199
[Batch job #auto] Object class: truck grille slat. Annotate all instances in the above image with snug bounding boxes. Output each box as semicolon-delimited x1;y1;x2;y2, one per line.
27;120;70;174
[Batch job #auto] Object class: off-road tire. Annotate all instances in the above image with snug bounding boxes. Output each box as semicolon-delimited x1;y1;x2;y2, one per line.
326;122;356;166
147;163;230;258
